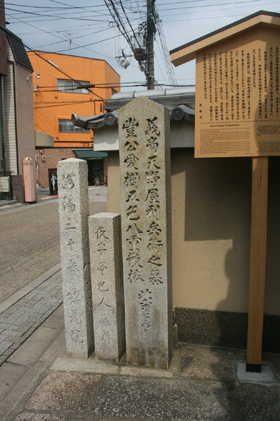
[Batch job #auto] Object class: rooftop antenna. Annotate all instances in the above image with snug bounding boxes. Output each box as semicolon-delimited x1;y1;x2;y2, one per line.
58;31;77;55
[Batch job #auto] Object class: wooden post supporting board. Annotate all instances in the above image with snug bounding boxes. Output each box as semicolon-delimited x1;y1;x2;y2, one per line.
246;157;268;372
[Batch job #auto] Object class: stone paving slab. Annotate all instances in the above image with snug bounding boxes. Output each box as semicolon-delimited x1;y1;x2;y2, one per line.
15;414;70;421
8;326;62;367
0;363;28;404
178;344;246;381
21;372;232;421
0;361;50;420
0;268;63;367
51;357;119;375
16;368;280;421
234;382;280;421
92;376;231;420
25;372;102;414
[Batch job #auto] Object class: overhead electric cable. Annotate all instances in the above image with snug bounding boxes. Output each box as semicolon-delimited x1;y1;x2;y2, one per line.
104;0;150;81
35;27;111;50
154;5;177;86
55;32;122;53
23;47;105;101
6;13;121;63
119;0;145;54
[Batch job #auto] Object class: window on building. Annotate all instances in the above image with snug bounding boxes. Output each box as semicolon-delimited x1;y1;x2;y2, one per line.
58;120;90;133
57;79;89;94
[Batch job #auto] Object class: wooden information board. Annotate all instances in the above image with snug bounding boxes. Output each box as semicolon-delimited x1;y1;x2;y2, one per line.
195;26;280;158
171;11;280;371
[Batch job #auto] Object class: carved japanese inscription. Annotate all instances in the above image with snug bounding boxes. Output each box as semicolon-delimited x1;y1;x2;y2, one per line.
58;158;94;358
119;96;173;369
89;213;125;361
195;26;280;157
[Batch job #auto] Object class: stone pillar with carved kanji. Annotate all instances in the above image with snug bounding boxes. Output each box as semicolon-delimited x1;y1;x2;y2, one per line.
58;158;94;358
119;96;173;368
89;212;125;361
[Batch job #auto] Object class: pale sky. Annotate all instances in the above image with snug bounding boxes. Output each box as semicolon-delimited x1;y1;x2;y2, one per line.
5;0;280;91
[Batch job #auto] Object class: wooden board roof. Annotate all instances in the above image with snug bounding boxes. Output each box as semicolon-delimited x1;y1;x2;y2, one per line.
170;10;280;67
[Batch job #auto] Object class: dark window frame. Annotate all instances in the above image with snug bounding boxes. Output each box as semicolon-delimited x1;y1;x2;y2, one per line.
57;79;89;94
58;119;90;133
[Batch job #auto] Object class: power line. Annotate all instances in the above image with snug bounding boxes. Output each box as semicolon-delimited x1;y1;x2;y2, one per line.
138;0;267;10
35;80;149;88
34;81;189;97
15;25;104;36
160;10;280;23
55;32;122;54
6;6;109;24
6;0;277;18
8;0;278;93
154;54;168;86
34;100;101;109
150;1;279;16
119;0;144;53
5;2;71;9
7;13;120;63
35;27;111;50
48;0;106;9
33;84;146;93
104;0;150;80
7;4;145;66
155;9;177;86
5;6;109;22
24;48;105;101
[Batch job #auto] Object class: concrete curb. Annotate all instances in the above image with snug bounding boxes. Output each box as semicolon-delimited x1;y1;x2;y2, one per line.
0;202;24;211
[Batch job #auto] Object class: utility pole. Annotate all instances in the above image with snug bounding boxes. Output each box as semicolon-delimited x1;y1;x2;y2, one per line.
146;0;156;89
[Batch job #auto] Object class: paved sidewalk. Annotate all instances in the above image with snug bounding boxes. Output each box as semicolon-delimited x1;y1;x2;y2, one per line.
0;264;62;366
1;264;280;420
0;186;107;210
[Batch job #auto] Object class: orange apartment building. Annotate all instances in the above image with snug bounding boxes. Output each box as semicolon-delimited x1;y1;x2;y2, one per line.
27;51;120;187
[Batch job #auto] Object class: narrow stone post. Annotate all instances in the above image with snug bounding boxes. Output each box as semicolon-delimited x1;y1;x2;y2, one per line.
119;96;173;368
89;213;125;361
58;158;94;357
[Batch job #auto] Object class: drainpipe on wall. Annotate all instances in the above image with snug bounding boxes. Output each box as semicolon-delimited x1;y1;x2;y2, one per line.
10;60;19;176
0;75;6;175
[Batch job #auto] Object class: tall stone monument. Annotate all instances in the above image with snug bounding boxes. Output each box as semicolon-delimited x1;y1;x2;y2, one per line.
58;158;94;357
89;213;125;361
119;96;173;368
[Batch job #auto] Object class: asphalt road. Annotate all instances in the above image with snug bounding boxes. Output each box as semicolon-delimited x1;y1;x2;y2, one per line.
0;198;106;303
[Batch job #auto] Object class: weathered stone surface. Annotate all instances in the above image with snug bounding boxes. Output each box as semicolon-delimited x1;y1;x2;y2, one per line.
58;158;94;357
25;372;101;414
92;377;231;420
51;356;119;374
119;96;173;368
7;326;60;366
89;212;125;361
235;383;280;421
0;363;28;402
15;414;69;421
